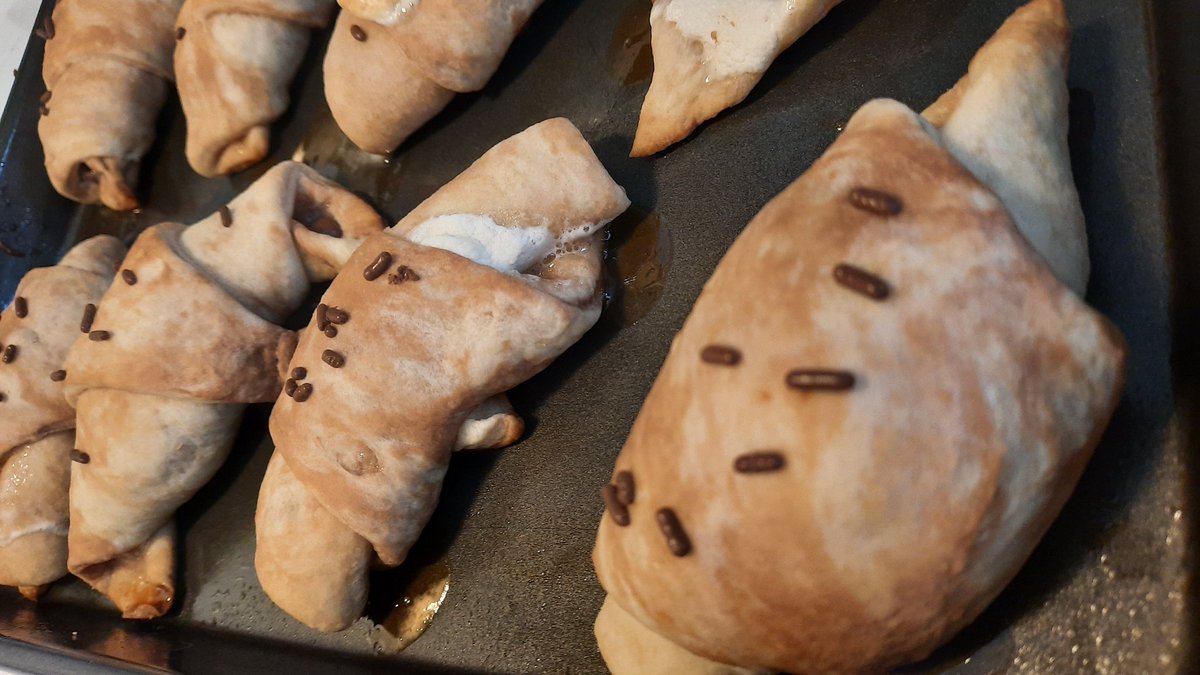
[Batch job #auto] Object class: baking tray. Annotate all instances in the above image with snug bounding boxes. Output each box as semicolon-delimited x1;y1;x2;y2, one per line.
0;0;1194;672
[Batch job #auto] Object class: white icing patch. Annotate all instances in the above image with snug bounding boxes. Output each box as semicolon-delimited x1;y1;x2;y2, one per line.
407;214;555;274
657;0;795;80
345;0;420;26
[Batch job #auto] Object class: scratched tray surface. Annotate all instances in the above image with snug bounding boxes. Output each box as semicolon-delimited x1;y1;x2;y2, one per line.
0;0;1191;673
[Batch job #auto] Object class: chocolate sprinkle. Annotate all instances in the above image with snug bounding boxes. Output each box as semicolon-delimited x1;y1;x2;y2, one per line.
284;378;297;397
614;471;635;505
88;330;111;342
0;240;22;258
322;349;346;368
39;104;49;117
601;485;631;527
219;205;233;227
734;451;787;473
700;345;741;366
175;26;186;40
14;296;27;318
833;264;890;300
1;345;16;364
315;303;329;330
39;90;51;104
350;24;367;41
848;187;903;216
35;17;54;40
121;269;137;285
0;392;5;402
655;508;691;557
388;265;421;284
80;304;97;333
70;449;90;464
292;367;307;380
292;383;313;402
364;251;393;281
785;369;856;391
325;307;349;325
50;370;66;382
323;325;338;338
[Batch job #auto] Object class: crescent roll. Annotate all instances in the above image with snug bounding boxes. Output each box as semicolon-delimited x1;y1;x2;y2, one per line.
323;0;542;154
39;0;183;210
174;0;337;176
631;0;844;157
255;118;629;632
0;237;126;600
62;162;384;619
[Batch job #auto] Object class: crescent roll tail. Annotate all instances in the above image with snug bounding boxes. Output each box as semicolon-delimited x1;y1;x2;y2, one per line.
175;0;337;176
63;163;384;618
922;0;1087;295
39;0;183;210
323;0;541;154
631;0;843;157
256;118;629;632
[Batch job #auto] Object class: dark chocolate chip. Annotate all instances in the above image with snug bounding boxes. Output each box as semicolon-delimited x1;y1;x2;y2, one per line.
70;449;90;464
388;266;421;284
50;370;66;382
322;349;345;368
785;369;856;391
700;345;741;366
364;251;393;281
833;264;890;300
848;187;903;216
614;471;635;505
14;296;27;318
292;383;313;402
655;508;691;557
175;26;186;40
601;485;630;527
219;205;233;228
291;367;307;380
80;304;97;333
121;269;137;285
0;392;5;402
88;330;111;341
1;344;16;363
323;325;338;338
38;104;48;117
325;307;349;325
39;90;51;104
350;24;367;41
284;378;297;397
734;451;786;473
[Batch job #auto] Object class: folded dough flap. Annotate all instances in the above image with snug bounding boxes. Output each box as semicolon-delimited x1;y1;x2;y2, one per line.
0;432;73;589
63;224;296;406
632;0;842;157
43;0;181;86
175;0;336;176
274;234;591;565
922;0;1086;295
70;520;175;620
0;236;125;452
594;99;1125;673
178;162;385;322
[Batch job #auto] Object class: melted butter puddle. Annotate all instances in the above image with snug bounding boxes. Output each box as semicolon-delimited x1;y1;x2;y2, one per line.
609;0;653;85
368;558;451;654
600;207;671;329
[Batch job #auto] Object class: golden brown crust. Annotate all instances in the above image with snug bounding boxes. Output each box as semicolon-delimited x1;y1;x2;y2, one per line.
593;98;1126;673
39;0;182;209
175;0;335;176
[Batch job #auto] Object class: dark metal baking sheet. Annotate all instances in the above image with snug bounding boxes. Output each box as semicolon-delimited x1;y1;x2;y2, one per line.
0;0;1194;672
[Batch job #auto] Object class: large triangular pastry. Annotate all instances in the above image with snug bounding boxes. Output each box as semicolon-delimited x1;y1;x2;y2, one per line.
0;237;126;600
255;118;630;631
62;162;384;619
631;0;844;157
39;0;183;210
592;3;1125;669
